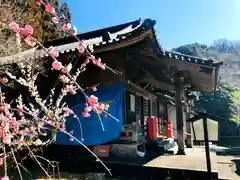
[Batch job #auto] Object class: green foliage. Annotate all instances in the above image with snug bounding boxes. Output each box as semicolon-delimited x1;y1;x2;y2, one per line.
196;80;240;145
230;91;240;104
230;115;240;124
196;81;232;119
229;90;240;124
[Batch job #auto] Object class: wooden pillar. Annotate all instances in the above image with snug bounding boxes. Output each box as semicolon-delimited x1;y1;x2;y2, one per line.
140;96;145;135
175;76;186;155
156;97;160;118
202;112;212;180
185;103;193;148
148;98;152;117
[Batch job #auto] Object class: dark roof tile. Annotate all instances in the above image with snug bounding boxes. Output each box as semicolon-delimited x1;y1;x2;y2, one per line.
0;18;223;68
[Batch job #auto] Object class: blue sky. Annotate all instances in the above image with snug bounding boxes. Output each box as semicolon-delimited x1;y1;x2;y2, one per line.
62;0;240;49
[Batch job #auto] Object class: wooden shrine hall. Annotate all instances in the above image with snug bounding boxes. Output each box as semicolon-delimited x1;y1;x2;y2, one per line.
43;18;222;154
0;18;223;156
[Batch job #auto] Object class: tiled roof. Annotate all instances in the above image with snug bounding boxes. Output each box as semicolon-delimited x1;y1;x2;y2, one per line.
41;18;222;67
0;18;222;67
0;19;146;65
161;50;222;67
36;19;143;58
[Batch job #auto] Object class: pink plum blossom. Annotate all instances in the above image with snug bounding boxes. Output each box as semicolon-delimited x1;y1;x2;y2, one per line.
24;36;36;47
63;108;74;114
52;17;59;24
88;95;98;105
79;40;85;53
84;106;92;113
48;46;58;57
45;3;55;14
92;58;106;69
99;63;106;70
82;112;90;118
92;86;97;91
58;123;65;131
4;2;115;175
47;120;53;125
63;108;74;116
93;103;105;114
9;22;20;33
3;136;11;145
17;106;23;113
0;176;9;180
31;0;42;7
59;75;70;84
69;26;77;36
20;25;33;36
67;23;72;29
84;56;90;64
61;24;69;31
52;61;63;71
69;29;76;36
35;1;42;7
66;85;76;95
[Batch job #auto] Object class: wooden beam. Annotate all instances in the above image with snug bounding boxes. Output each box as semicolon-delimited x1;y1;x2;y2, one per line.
154;89;175;97
139;77;175;91
187;112;223;122
126;81;155;100
148;99;152;116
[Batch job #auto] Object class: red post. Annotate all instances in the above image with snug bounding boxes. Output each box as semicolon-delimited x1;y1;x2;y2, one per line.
166;120;173;138
147;116;157;140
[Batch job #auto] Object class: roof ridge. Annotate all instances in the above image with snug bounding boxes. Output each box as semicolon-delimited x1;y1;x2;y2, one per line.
43;18;144;47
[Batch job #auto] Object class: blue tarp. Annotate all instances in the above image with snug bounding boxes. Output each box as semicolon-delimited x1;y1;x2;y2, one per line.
55;82;125;146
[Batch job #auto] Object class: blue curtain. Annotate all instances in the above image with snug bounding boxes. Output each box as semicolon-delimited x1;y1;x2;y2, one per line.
55;82;125;146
